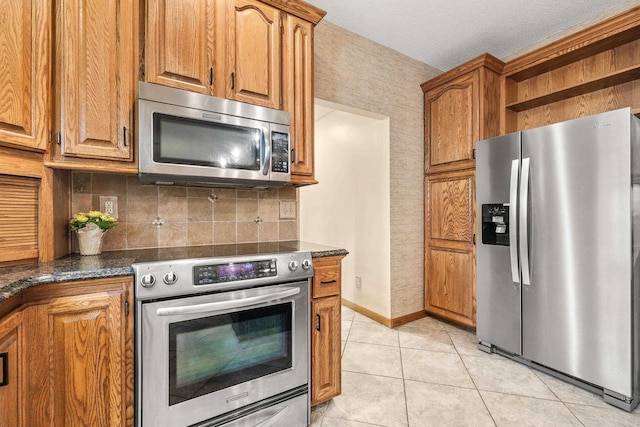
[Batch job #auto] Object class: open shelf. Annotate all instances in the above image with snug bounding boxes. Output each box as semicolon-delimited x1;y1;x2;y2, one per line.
506;65;640;112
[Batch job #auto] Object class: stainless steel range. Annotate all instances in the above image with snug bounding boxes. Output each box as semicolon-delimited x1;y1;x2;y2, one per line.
133;248;313;427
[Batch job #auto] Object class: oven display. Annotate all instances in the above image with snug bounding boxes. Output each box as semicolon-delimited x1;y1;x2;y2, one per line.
193;259;277;285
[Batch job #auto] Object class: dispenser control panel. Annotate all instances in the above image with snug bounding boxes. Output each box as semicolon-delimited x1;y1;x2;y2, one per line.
481;204;510;246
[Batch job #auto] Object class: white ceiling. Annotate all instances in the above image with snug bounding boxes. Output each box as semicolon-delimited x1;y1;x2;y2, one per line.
305;0;640;71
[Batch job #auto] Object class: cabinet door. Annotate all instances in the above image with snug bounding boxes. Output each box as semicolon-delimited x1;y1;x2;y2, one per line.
0;311;25;427
146;0;216;94
0;0;50;151
56;0;135;161
227;0;281;109
425;71;478;173
283;15;315;184
45;284;130;426
311;295;341;406
425;170;476;328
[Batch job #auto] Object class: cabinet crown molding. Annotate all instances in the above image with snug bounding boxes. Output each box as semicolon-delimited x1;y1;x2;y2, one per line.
420;53;504;92
258;0;326;24
503;5;640;80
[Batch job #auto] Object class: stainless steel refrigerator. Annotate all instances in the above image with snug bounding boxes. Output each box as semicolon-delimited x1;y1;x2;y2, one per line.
476;107;640;411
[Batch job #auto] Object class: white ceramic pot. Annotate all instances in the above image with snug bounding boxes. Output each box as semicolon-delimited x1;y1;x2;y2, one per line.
76;223;105;255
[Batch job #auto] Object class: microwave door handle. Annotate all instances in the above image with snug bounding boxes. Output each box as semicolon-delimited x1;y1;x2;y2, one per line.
155;287;300;316
261;127;270;176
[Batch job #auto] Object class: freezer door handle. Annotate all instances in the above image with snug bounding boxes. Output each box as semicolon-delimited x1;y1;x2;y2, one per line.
509;159;520;283
520;157;531;285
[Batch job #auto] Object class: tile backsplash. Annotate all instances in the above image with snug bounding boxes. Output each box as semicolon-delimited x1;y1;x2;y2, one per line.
71;172;299;252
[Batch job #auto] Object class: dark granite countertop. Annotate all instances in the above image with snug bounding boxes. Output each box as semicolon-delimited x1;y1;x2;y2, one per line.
0;241;348;303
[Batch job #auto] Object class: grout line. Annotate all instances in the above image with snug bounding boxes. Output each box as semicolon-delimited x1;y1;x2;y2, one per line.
454;330;498;427
398;339;410;427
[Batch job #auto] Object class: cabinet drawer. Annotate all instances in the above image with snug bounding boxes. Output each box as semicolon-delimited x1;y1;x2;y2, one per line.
312;263;341;298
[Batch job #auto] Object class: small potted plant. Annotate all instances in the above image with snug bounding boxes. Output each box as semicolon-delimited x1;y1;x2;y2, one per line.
69;210;117;255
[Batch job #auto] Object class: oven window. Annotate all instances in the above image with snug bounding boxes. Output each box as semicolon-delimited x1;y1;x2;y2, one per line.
153;113;261;170
168;303;292;406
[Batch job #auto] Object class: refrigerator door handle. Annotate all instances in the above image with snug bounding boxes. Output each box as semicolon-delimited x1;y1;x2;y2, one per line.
509;159;520;283
520;157;531;285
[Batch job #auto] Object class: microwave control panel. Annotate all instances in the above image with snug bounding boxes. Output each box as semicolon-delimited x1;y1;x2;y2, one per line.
271;132;289;173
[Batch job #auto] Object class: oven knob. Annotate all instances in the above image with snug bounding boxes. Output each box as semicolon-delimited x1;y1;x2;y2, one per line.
140;274;156;288
301;259;312;270
288;260;299;271
163;272;178;285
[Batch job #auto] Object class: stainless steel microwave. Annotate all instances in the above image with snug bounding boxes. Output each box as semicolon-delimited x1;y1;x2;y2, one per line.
138;82;291;188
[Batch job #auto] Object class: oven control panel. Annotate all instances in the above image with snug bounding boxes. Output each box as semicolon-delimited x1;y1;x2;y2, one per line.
194;259;277;285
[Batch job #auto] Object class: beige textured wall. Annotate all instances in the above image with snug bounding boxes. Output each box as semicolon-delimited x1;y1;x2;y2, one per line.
314;21;440;318
71;172;298;251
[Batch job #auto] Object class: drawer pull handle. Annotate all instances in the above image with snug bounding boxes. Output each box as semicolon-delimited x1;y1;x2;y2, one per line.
316;314;321;331
0;352;8;387
320;280;337;285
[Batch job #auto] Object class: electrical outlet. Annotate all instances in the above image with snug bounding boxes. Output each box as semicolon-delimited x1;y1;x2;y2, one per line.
100;196;119;218
279;201;296;219
355;276;362;289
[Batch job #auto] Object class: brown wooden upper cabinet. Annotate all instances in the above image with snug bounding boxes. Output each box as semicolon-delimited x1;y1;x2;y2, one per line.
283;15;316;183
421;54;503;174
0;0;50;152
144;0;325;185
146;0;283;109
146;0;217;95
53;0;137;162
228;0;281;109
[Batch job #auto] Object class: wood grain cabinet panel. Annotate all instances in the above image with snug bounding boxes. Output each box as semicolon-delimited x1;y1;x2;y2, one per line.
421;54;502;328
48;291;126;426
428;175;473;243
146;0;216;94
0;311;25;427
425;72;478;172
0;176;39;264
5;277;134;427
311;295;341;405
0;0;50;151
426;248;475;325
283;14;316;184
424;170;476;328
422;54;503;175
227;0;281;109
54;0;136;161
311;255;344;406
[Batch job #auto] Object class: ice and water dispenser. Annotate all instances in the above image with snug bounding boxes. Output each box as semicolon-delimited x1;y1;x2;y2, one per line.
481;204;510;246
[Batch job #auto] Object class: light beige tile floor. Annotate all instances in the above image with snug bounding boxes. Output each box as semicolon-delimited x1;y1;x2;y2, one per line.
310;306;640;427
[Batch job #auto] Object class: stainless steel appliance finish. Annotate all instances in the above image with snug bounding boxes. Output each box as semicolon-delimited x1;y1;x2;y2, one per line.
134;250;313;426
476;108;640;411
138;82;291;188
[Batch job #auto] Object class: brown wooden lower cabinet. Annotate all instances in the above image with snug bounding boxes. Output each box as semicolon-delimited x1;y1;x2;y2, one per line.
311;255;344;406
0;276;133;427
424;169;476;328
0;311;25;427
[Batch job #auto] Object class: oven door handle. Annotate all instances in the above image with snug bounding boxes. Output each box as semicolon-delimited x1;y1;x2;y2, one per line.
254;405;290;427
155;287;300;316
